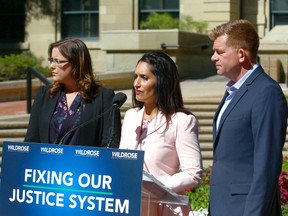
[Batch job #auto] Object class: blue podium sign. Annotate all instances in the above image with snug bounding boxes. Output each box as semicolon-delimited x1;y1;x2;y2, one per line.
0;141;144;216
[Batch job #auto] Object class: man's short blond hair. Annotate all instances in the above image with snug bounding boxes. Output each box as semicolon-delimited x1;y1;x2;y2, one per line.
209;19;259;61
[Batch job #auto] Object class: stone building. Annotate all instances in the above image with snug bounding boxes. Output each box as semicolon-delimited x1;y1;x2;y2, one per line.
1;0;288;86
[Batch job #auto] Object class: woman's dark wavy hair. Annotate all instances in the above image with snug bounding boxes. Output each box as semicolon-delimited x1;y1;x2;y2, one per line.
48;38;101;101
132;51;192;125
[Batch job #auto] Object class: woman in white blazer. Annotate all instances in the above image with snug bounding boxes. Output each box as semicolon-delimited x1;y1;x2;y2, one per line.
120;51;203;216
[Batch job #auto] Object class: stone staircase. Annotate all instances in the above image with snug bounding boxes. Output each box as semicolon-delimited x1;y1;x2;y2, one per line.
185;98;219;167
0;97;287;169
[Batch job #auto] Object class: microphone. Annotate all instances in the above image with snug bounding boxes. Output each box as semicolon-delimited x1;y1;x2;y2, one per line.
57;92;127;145
106;92;127;148
112;92;127;108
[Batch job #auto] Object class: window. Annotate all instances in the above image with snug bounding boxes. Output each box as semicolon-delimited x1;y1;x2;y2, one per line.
139;0;179;27
62;0;99;39
0;0;25;43
270;0;288;28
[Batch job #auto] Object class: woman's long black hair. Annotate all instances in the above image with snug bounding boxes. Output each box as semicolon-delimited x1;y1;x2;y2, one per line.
132;51;192;126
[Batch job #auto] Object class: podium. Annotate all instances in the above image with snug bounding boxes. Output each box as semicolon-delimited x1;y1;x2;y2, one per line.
141;171;189;216
0;141;190;215
0;141;145;216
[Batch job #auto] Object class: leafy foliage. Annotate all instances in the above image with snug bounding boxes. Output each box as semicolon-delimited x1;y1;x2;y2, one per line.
140;12;179;29
186;166;211;211
281;156;288;214
180;16;208;34
0;52;50;81
140;12;208;34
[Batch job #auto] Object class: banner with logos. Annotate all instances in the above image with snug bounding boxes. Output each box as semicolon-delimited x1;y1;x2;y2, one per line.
0;141;144;216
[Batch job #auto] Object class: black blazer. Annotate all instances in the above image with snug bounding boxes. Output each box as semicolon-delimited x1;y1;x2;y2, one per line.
24;85;121;148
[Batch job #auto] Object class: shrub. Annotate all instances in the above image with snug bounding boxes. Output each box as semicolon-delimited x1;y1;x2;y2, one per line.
281;156;288;214
0;52;50;81
140;12;179;29
186;166;211;212
140;12;208;34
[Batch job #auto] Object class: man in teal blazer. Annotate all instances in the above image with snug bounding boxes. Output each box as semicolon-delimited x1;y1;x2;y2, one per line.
208;20;287;215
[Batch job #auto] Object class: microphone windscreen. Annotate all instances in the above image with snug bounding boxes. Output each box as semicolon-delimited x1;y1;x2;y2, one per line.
113;92;127;108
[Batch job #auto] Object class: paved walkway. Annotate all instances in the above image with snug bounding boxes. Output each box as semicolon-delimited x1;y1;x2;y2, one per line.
0;77;287;116
0;100;27;116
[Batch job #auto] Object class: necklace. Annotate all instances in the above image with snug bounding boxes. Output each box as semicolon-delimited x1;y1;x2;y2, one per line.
142;118;152;129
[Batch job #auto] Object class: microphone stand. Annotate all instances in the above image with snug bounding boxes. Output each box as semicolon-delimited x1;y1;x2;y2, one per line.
106;92;127;148
58;92;127;145
106;106;116;148
58;105;114;145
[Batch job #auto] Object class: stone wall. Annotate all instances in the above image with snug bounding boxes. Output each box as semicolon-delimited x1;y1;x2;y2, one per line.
0;72;134;103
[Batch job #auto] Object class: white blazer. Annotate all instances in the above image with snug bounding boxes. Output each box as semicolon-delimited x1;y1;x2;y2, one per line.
120;107;203;216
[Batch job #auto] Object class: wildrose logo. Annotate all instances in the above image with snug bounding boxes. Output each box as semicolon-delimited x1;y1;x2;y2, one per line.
7;145;29;152
111;151;138;160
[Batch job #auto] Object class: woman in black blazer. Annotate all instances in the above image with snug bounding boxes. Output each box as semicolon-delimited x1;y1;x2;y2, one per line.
25;38;121;147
